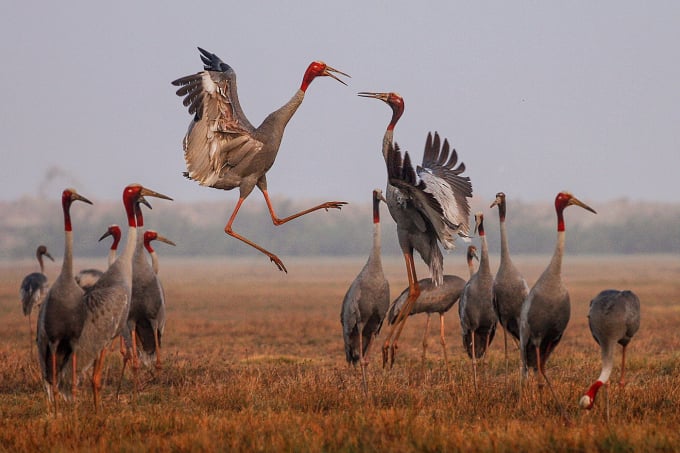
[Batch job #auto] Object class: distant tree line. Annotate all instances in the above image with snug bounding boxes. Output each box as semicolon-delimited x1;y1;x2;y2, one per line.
2;196;679;260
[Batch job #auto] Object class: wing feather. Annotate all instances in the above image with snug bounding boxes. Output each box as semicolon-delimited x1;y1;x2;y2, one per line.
172;48;263;187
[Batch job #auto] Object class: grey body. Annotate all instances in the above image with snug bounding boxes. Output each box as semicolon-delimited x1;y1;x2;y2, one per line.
458;221;497;359
388;275;465;323
491;193;528;341
588;289;640;367
20;245;53;316
519;229;571;375
341;192;389;364
129;233;166;364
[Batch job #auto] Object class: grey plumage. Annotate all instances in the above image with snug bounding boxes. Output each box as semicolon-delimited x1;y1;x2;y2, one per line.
130;230;175;369
358;91;473;367
579;289;640;410
341;189;389;393
36;189;92;412
459;213;497;366
62;184;172;411
519;192;596;420
20;245;54;317
172;48;349;273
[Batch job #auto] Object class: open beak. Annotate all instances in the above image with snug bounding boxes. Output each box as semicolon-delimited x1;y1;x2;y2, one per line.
569;196;597;214
357;91;389;102
323;65;350;85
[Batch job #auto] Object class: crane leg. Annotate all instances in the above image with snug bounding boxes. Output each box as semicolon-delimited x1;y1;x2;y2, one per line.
91;348;107;413
382;253;420;368
421;314;431;368
262;189;347;226
619;345;628;387
503;328;509;385
536;346;570;425
50;343;59;415
438;314;452;384
471;332;478;391
154;328;162;371
225;197;288;273
358;328;368;397
71;352;77;403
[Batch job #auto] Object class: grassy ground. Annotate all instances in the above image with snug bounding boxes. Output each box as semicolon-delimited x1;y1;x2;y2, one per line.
1;254;679;452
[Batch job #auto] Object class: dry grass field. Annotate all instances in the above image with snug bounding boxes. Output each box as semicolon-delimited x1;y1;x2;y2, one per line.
1;254;679;452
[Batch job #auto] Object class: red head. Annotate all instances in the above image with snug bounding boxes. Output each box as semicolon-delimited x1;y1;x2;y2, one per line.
61;188;93;232
300;61;350;92
122;184;173;227
490;192;507;222
554;191;596;232
143;230;176;253
579;380;604;410
357;92;404;131
99;224;122;250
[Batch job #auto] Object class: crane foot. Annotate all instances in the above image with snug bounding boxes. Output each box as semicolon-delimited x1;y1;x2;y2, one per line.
269;255;288;273
322;201;348;211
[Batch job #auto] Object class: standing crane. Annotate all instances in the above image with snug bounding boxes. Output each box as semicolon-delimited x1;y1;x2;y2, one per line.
63;184;172;412
130;230;175;371
359;91;472;366
458;213;497;389
36;189;92;414
519;191;596;419
579;289;640;418
491;192;529;377
20;245;54;359
172;48;349;273
341;189;390;395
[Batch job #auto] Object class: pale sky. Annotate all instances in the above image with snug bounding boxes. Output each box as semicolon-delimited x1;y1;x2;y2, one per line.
1;1;678;206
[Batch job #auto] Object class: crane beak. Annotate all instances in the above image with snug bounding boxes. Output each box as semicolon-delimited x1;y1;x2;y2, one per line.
323;65;350;85
490;196;501;209
155;234;176;247
373;189;387;203
44;252;55;262
357;92;390;102
73;192;93;205
99;230;113;242
569;196;597;214
140;187;173;202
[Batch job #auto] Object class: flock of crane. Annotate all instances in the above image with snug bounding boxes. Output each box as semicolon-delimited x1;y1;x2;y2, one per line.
18;48;640;419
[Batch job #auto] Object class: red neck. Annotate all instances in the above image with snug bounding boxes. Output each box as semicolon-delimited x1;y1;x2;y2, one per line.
144;241;154;254
123;188;138;227
61;192;73;232
372;194;380;224
556;208;566;232
478;220;485;236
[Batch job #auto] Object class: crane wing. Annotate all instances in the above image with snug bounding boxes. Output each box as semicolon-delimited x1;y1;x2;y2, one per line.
387;136;471;249
417;132;473;241
172;48;263;187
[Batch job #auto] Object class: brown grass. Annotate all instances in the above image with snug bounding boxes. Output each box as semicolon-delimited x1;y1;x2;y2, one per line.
1;254;679;452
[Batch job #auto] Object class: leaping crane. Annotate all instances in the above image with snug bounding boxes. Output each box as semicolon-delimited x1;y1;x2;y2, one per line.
172;48;349;273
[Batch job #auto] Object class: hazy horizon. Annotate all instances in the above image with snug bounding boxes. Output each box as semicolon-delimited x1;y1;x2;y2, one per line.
2;2;678;205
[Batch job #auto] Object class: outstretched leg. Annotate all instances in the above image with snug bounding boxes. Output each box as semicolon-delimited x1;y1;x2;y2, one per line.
262;189;347;226
382;253;420;368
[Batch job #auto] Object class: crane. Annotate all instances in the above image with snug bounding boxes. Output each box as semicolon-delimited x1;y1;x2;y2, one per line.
490;192;529;378
341;189;390;394
62;184;172;412
359;92;472;367
20;245;54;359
172;48;349;273
36;189;92;414
458;212;497;389
130;230;175;371
519;191;596;420
579;289;640;418
75;225;122;291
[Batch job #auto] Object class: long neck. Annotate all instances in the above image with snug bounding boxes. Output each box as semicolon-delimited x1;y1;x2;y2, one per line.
467;257;475;279
150;251;159;274
498;205;510;261
258;91;305;149
368;198;382;265
546;230;565;279
479;231;491;277
62;231;74;280
108;248;117;266
382;129;394;163
117;225;137;282
38;253;45;274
